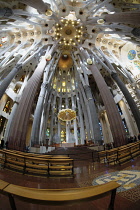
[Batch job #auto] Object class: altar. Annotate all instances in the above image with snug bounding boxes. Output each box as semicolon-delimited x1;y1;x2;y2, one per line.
61;143;75;147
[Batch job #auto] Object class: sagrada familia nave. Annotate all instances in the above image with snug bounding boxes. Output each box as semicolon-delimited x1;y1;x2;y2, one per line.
0;0;140;152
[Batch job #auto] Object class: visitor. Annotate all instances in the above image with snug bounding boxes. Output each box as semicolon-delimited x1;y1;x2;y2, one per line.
25;145;30;152
0;138;4;149
5;141;9;149
130;136;134;143
133;135;137;142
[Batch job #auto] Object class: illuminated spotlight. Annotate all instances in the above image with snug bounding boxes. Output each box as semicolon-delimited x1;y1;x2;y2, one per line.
45;9;53;16
97;19;105;24
46;54;52;61
87;58;93;65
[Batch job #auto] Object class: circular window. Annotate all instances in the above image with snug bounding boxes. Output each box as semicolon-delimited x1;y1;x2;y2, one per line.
128;50;136;60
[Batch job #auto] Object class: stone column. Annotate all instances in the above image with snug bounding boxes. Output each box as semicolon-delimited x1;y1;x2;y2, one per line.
76;93;85;144
100;111;113;144
57;95;62;142
119;100;138;136
40;89;53;144
71;95;78;145
8;56;47;151
30;58;55;146
0;64;22;99
104;12;140;25
4;101;18;142
79;83;94;139
111;72;140;132
30;83;47;146
66;122;70;143
49;93;57;145
65;97;70;143
78;90;91;140
18;0;51;14
84;85;102;144
89;64;126;147
0;94;8;112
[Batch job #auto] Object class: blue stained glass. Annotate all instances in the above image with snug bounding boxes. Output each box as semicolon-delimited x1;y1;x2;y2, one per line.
128;50;136;60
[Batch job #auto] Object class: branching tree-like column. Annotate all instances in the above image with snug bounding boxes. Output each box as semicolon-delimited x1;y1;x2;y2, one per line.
111;72;140;132
76;93;85;144
8;56;47;151
96;49;140;133
78;88;91;140
104;11;140;25
30;59;55;146
84;85;102;144
88;63;127;147
71;95;78;145
18;0;51;14
0;64;22;99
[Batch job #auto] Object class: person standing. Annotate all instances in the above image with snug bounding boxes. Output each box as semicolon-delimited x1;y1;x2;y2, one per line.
0;138;4;149
5;141;9;149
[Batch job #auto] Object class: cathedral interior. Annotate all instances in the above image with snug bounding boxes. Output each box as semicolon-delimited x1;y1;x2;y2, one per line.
0;0;140;151
0;0;140;209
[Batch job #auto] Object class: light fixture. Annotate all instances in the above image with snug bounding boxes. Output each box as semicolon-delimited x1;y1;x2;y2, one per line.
46;54;52;61
54;19;83;46
97;19;105;24
45;9;53;16
58;109;76;121
87;58;93;65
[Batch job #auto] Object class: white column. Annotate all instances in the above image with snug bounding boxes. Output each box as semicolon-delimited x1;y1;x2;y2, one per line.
71;95;78;145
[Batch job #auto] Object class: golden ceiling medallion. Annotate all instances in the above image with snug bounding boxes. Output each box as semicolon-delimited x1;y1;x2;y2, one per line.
54;19;83;46
61;25;76;40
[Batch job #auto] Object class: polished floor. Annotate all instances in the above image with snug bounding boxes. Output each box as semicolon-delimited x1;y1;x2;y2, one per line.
0;151;140;210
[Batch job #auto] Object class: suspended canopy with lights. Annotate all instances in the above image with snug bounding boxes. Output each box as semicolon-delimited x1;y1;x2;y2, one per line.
58;109;76;121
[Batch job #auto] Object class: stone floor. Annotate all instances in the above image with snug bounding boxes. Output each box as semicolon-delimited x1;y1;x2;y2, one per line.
0;155;140;210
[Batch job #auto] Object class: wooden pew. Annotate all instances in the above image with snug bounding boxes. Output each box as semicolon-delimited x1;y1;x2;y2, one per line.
98;150;107;163
0;149;74;177
97;141;140;166
106;148;118;165
50;155;70;159
3;152;25;172
0;180;9;191
2;180;120;210
130;142;140;159
3;149;52;158
117;147;132;165
25;156;49;176
48;158;74;177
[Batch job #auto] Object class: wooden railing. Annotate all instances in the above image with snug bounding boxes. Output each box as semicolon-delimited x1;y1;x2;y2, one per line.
0;179;120;210
98;141;140;165
0;150;74;177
